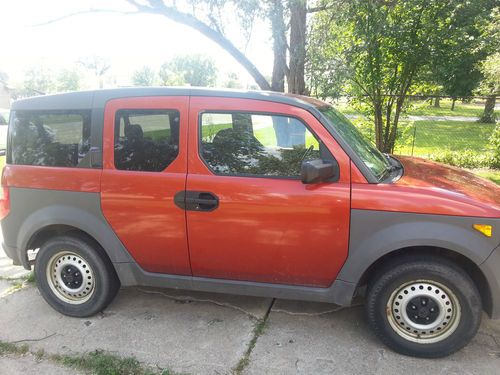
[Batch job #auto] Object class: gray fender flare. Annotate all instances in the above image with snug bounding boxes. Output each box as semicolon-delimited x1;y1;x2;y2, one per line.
338;210;500;285
16;205;133;266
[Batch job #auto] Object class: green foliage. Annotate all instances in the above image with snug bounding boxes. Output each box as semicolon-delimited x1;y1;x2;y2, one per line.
59;350;156;375
474;169;500;184
159;54;217;87
56;69;81;92
20;66;81;96
428;149;493;169
489;122;500;168
22;66;55;95
132;66;157;86
0;341;29;356
309;0;495;152
223;72;243;89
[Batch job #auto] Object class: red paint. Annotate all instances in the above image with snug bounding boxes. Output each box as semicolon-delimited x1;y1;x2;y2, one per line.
352;156;500;218
350;161;367;184
0;167;10;220
185;97;351;287
3;165;101;192
100;97;191;275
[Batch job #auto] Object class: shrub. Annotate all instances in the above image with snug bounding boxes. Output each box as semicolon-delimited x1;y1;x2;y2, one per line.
428;149;494;169
488;123;500;169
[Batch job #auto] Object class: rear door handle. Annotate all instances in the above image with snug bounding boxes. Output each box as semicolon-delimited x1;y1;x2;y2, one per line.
174;191;219;212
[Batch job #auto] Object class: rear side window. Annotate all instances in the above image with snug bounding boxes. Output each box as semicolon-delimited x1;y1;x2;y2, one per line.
114;109;180;172
9;110;91;168
200;112;321;177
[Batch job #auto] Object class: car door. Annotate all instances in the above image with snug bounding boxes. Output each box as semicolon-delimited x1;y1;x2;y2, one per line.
184;97;351;287
101;96;191;275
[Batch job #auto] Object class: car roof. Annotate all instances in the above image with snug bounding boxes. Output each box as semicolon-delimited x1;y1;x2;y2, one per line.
11;87;329;111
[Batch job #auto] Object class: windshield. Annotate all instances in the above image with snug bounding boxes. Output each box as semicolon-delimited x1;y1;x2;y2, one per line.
319;106;390;181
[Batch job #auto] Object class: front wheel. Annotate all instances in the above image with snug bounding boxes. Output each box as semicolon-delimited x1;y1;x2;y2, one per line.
366;256;482;358
35;235;120;317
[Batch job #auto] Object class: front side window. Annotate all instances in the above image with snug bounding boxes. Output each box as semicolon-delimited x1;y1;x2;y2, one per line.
9;110;91;167
114;109;180;172
200;112;322;177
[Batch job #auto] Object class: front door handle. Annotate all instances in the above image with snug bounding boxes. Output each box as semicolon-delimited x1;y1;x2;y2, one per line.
174;191;219;211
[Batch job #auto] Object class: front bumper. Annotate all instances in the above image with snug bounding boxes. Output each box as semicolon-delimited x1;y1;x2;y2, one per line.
480;244;500;319
1;242;21;265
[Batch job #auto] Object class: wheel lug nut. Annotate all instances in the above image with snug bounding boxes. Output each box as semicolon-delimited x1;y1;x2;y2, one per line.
426;317;430;321
414;315;419;319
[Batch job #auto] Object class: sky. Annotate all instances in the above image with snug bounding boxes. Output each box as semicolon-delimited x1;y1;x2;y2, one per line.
0;0;274;88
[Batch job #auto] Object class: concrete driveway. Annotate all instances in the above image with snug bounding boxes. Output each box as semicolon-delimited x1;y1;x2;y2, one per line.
1;243;500;374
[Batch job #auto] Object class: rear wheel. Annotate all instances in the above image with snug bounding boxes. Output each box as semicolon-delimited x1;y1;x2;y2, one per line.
35;235;120;317
366;256;482;358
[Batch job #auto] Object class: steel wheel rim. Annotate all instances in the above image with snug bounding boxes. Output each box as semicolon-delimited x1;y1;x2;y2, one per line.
46;251;95;304
387;280;461;344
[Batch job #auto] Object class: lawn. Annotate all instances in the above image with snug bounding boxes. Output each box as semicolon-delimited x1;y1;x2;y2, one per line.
407;99;485;118
334;98;492;118
393;120;496;156
473;169;500;185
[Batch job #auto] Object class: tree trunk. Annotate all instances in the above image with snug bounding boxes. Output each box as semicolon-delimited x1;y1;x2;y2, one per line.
270;0;287;92
433;96;440;108
373;100;384;151
451;97;456;111
479;95;497;123
288;0;307;94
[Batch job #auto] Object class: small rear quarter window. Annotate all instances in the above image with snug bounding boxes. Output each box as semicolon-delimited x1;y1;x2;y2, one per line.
9;110;92;168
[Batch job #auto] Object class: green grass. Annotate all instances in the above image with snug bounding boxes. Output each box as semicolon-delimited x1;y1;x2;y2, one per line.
0;340;177;375
335;99;491;118
473;169;500;184
0;341;29;356
408;99;485;117
393;120;496;156
55;350;160;375
232;319;268;375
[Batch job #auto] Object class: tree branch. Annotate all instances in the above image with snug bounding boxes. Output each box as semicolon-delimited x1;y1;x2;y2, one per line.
127;0;271;90
33;9;139;26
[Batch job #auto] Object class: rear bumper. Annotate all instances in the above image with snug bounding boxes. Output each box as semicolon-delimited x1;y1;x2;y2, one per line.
2;242;21;265
480;244;500;319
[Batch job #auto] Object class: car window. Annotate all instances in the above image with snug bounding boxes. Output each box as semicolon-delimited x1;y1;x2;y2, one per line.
9;110;91;167
114;109;180;172
200;112;321;177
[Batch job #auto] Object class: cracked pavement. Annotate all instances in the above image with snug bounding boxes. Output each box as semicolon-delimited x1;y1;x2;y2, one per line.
1;242;500;374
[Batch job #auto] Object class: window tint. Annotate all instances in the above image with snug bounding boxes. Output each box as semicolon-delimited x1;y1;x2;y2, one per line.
200;112;321;177
114;109;180;172
10;110;91;167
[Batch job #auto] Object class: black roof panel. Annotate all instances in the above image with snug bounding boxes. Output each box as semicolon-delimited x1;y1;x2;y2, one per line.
11;87;325;111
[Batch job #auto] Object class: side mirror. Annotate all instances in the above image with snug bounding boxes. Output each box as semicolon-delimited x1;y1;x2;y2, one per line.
301;159;339;184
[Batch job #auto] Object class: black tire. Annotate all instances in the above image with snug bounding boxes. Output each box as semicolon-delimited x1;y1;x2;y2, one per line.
366;255;482;358
34;234;120;317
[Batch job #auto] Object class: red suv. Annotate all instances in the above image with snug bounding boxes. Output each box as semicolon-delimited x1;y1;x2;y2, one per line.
1;88;499;358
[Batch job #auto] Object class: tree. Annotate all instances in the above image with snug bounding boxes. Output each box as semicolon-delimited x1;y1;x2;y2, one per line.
132;66;157;86
78;56;111;89
310;0;495;153
223;72;243;89
56;69;81;92
159;54;217;87
478;7;499;123
479;52;499;123
122;0;329;94
23;67;55;95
